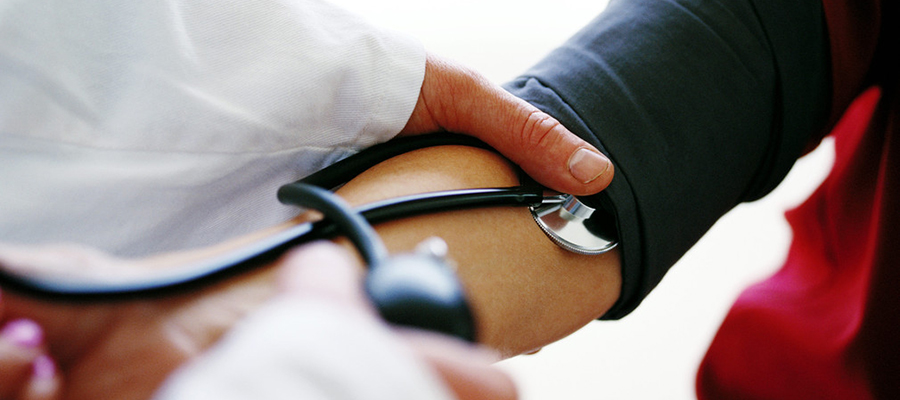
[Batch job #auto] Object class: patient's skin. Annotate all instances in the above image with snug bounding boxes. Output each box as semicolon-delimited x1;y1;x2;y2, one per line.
336;145;622;356
0;145;621;399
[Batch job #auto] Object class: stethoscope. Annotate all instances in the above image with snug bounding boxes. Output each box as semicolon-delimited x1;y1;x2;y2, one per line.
0;134;617;342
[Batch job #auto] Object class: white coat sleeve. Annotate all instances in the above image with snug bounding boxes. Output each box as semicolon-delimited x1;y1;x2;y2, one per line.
0;0;425;255
152;299;456;400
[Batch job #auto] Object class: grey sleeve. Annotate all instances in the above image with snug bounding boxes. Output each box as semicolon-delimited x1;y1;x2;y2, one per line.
504;0;830;319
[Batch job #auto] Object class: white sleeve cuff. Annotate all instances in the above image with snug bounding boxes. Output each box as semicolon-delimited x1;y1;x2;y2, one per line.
154;298;454;400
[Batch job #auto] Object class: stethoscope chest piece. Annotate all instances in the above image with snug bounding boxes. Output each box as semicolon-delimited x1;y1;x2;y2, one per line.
530;194;617;255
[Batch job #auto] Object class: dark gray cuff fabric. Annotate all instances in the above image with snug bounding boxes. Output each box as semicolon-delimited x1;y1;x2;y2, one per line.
504;0;829;319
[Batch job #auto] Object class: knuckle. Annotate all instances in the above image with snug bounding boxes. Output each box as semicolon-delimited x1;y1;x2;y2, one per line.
518;109;563;151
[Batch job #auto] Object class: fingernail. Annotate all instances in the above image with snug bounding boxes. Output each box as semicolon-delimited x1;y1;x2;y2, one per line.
568;148;611;184
32;355;56;380
1;319;44;348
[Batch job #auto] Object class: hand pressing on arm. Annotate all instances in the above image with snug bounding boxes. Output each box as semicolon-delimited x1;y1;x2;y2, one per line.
403;53;614;197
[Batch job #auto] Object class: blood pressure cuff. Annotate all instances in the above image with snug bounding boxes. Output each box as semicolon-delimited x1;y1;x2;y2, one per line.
504;0;831;319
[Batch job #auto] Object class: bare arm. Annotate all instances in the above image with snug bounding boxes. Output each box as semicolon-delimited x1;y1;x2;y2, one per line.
335;144;621;356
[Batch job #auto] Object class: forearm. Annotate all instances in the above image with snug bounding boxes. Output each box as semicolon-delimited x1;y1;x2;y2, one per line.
505;0;830;318
335;145;621;357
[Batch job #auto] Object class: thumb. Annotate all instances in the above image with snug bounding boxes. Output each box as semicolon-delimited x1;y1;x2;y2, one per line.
401;54;613;196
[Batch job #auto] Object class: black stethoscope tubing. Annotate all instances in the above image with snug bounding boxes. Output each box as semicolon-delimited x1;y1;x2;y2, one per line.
0;134;544;302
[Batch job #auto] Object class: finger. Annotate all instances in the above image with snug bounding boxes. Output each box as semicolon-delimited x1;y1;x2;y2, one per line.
0;320;43;399
402;330;518;400
19;356;61;400
404;54;614;196
276;242;368;309
0;350;36;399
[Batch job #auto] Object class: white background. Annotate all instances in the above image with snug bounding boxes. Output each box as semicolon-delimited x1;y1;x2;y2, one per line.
328;1;835;398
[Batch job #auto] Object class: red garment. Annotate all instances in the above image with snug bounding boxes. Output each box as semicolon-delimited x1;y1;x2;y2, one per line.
697;2;898;399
